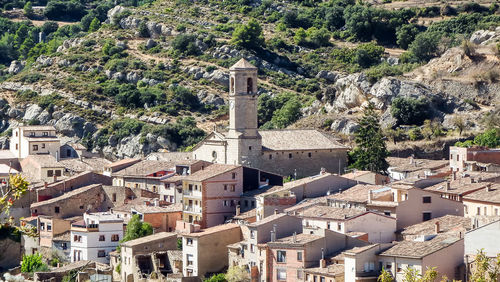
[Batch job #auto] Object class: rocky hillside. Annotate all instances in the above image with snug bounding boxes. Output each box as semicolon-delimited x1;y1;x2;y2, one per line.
0;0;499;158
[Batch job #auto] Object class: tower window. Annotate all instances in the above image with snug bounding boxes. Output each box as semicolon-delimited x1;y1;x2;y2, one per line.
249;146;252;151
308;152;312;158
288;153;292;159
230;77;235;93
269;154;272;160
247;78;253;93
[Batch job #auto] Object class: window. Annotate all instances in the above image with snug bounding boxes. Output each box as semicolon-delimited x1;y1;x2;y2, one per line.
74;235;82;242
55;170;61;177
30;132;35;136
97;250;106;257
269;154;272;160
337;223;342;231
15;144;18;150
477;207;481;215
111;234;119;242
79;205;84;209
308;152;312;158
250;244;255;253
41;143;45;149
277;250;286;263
47;170;53;177
422;212;432;221
244;200;249;207
495;208;498;216
247;78;253;93
457;155;459;161
320;277;325;282
153;186;157;193
250;230;255;239
230;185;235;192
249;146;252;151
224;184;228;191
62;243;67;250
54;206;60;213
223;200;229;207
297;270;303;279
187;254;194;266
40;222;45;231
288;153;292;159
33;145;38;151
385;262;392;270
484;207;487;215
277;269;286;281
15;131;18;137
384;211;391;216
47;224;52;231
186;238;193;246
397;263;402;272
423;196;431;203
99;235;105;241
297;251;302;261
251;201;255;208
232;172;236;179
43;132;48;136
112;193;117;202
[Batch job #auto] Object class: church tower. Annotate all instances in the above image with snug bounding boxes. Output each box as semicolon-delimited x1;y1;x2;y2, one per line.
225;59;262;167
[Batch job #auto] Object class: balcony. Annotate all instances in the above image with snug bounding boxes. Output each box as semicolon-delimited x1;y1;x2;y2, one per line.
183;190;202;197
71;222;99;232
184;206;202;213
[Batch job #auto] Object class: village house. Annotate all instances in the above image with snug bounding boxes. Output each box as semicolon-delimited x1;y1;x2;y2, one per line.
20;216;39;256
58;157;111;175
424;176;491;202
377;236;464;281
294;204;396;243
181;223;242;278
462;183;500;219
181;164;282;228
342;244;385;281
120;232;178;282
266;227;368;282
70;212;123;263
250;172;357;220
21;155;65;184
192;59;348;178
10;125;61;159
228;213;303;281
303;261;345;282
130;203;183;232
449;146;500;172
387;157;449;181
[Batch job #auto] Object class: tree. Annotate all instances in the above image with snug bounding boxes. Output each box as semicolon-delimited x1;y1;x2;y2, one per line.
378;267;393;282
41;21;59;35
226;266;250;282
21;253;49;273
88;18;101;32
294;28;307;46
117;214;153;252
474;128;500;148
306;27;330;47
408;32;441;62
23;1;34;18
138;21;149;38
344;5;373;41
396;24;419;49
349;103;389;173
204;273;226;282
390;97;430;126
231;18;265;50
452;116;467;136
470;249;500;282
354;42;384;68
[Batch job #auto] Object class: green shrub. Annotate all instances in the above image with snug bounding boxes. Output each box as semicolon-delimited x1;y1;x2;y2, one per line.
408;127;423;141
21;253;46;273
391;97;430;126
171;34;200;56
231;18;265;50
354;42;384;68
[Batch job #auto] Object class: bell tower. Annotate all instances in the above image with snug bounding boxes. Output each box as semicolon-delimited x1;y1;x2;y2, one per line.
225;59;262;167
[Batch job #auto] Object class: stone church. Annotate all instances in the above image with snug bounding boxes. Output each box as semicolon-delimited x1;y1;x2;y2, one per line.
192;59;348;177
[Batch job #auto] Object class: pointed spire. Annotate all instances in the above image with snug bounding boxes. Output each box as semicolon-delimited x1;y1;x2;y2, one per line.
229;58;257;70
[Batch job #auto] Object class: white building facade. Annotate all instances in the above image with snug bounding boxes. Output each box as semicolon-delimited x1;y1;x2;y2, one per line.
70;212;123;263
10;125;61;159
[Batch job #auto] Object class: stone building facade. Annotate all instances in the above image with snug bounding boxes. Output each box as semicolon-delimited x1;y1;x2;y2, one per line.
192;59;348;178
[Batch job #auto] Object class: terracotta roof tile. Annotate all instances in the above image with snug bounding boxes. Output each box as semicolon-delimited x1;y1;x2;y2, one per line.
379;236;461;258
259;130;347;151
183;164;240;182
401;215;472;236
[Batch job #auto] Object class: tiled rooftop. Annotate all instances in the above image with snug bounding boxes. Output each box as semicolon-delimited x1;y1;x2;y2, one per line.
113;160;176;176
379;236;461;259
463;184;500;204
268;233;322;246
387;157;448;173
425;180;489;195
183;223;240;237
121;232;177;247
31;184;101;208
259;130;347;151
297;205;366;220
401;215;472;236
183;164;240;182
327;184;389;203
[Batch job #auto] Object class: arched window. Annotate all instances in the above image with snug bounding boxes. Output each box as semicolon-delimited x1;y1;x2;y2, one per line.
230;77;235;93
247;77;253;94
212;151;217;162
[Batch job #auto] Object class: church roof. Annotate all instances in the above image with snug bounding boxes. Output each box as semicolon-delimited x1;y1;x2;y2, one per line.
229;58;257;70
259;129;348;151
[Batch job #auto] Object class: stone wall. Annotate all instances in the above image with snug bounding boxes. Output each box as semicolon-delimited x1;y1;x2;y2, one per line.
36;171;112;200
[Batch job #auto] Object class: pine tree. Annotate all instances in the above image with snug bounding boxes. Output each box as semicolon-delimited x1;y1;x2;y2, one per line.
24;1;34;18
88;17;101;32
349;103;389;173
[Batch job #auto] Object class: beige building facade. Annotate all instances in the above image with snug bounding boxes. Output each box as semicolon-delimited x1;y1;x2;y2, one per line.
10;125;61;159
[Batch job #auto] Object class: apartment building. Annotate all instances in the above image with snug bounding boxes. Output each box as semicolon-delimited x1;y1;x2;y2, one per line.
228;213;303;282
70;212;123;263
462;183;500;219
387;157;449;180
450;146;500;172
182;223;242;278
267;228;368;282
10;125;60;159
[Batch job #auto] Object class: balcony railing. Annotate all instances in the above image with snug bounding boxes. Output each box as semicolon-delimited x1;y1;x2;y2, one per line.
71;223;99;231
183;190;202;197
184;206;202;213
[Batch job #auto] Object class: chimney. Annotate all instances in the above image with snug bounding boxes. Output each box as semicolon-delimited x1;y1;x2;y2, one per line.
274;209;278;215
320;258;326;268
44;182;48;189
320;167;326;175
270;230;276;242
435;221;440;233
55;151;59;162
445;182;450;191
367;190;372;204
236;205;241;216
53;175;57;182
486;184;492;192
292;232;297;243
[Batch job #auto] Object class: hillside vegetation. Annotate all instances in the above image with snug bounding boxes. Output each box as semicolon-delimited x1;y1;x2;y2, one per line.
0;0;499;158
